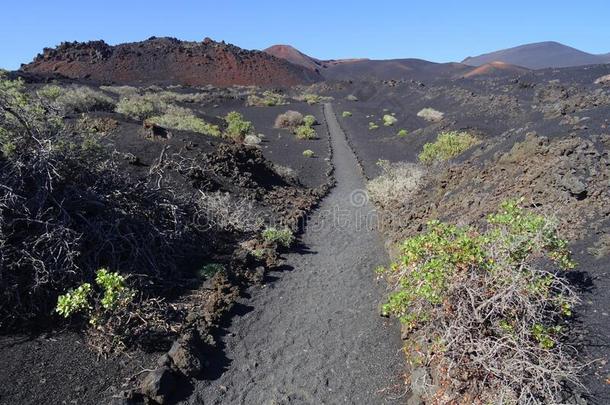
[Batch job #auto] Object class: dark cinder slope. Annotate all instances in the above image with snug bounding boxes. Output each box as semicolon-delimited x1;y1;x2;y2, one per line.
20;37;322;87
463;41;610;69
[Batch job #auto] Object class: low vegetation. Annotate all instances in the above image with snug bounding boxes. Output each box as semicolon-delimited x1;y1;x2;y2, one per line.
224;111;254;141
274;110;303;129
54;85;116;113
303;114;317;127
295;124;316;140
382;114;397;126
417;107;444;122
368;122;379;130
397;129;408;137
377;199;580;403
367;160;424;209
262;227;294;248
342;111;352;117
302;149;315;158
148;105;221;136
246;90;287;107
116;95;161;120
418;130;478;164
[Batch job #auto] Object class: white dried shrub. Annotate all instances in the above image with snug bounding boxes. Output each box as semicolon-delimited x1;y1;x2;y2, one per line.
198;192;263;233
367;160;425;209
417;107;444;122
274;110;303;129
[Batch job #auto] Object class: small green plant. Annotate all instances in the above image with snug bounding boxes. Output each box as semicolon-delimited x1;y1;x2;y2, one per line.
342;111;352;118
302;149;315;157
368;122;379;130
418;131;478;164
56;283;92;317
56;86;116;113
198;263;225;279
295;125;316;140
397;129;408;137
383;114;398;126
262;227;294;248
302;93;321;105
303;114;317;127
224;111;254;141
56;268;134;318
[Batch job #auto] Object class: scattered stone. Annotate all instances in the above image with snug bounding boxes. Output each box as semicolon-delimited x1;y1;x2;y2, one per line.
168;335;204;377
140;367;175;404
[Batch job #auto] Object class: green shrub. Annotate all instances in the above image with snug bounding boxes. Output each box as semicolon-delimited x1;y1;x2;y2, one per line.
99;85;140;97
56;283;92;317
295;125;316;140
116;95;160;120
303;114;317;127
302;149;315;158
56;268;134;318
302;93;322;105
368;122;379;130
379;200;578;402
224;111;254;141
37;84;63;101
383;114;398;126
262;227;294;248
56;86;116;113
397;129;408;137
198;263;225;279
246;91;287;107
418;131;478;164
148;105;221;136
342;111;352;118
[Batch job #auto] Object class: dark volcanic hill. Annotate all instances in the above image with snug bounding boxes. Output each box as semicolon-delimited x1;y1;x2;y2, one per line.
20;37;322;87
462;41;610;69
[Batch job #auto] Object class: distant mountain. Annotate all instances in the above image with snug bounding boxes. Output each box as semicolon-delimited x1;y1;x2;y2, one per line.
462;61;530;78
21;37;322;87
264;45;325;71
462;41;610;69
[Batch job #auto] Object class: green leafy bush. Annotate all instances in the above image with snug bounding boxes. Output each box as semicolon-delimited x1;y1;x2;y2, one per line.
56;283;92;317
37;84;63;101
302;149;315;158
148;105;221;136
301;93;322;105
418;131;478;164
262;227;294;248
295;125;316;140
368;122;379;130
342;111;352;118
116;95;160;120
224;111;254;141
378;199;579;402
397;129;408;137
56;268;134;318
382;114;398;126
303;114;317;127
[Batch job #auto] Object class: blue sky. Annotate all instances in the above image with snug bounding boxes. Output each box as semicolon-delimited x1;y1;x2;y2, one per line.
1;0;609;70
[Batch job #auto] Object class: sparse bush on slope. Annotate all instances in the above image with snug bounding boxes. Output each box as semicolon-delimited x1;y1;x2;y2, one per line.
55;85;116;113
148;105;221;136
378;199;580;403
382;114;397;126
418;131;478;164
417;107;444;122
274;110;303;129
367;160;424;209
224;111;254;141
246;90;287;107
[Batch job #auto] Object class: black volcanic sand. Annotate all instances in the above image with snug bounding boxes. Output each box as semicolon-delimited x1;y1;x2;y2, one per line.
0;89;333;405
184;104;405;405
321;67;610;402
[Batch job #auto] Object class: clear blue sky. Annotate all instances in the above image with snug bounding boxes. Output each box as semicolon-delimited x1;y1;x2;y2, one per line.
2;0;609;70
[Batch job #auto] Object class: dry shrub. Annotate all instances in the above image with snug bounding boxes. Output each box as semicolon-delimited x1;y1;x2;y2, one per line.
379;200;582;403
198;192;263;234
274;110;303;129
367;160;424;209
56;86;116;113
417;107;444;122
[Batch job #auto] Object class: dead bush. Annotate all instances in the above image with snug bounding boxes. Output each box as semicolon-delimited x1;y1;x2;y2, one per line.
274;110;303;129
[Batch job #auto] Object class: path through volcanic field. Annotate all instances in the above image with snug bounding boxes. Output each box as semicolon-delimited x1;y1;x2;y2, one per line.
185;104;405;404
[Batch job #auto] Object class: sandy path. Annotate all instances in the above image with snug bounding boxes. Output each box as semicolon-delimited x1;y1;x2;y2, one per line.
186;104;404;404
